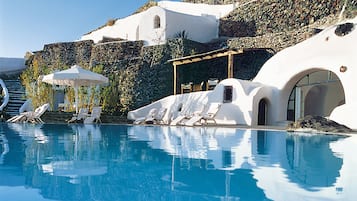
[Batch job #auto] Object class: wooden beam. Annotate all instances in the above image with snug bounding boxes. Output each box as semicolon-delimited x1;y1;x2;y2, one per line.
191;58;203;62
202;55;213;60
170;48;253;94
171;49;245;67
228;53;234;78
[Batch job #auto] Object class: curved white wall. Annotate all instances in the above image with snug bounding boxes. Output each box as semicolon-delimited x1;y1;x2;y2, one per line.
128;78;274;126
253;17;357;128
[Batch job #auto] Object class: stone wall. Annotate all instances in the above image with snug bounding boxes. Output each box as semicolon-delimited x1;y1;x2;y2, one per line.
27;36;275;114
28;38;210;114
33;40;93;69
220;0;357;38
227;27;315;52
91;40;144;68
131;39;208;108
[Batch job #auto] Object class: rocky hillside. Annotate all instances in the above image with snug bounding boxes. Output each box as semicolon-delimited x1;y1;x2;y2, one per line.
182;0;241;4
133;1;158;14
220;0;357;37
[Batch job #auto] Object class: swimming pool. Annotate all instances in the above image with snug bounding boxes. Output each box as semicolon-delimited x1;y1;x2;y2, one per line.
0;123;356;201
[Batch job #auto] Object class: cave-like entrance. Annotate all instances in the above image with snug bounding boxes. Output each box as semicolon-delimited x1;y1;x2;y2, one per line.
287;70;345;121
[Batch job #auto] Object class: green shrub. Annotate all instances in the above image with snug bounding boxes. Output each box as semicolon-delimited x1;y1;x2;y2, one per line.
20;58;53;109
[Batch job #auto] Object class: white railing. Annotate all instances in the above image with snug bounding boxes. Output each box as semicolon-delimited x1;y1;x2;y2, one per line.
0;79;9;111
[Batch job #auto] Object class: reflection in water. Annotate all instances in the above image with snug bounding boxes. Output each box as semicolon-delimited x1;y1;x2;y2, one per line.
41;125;106;184
285;133;342;188
0;123;356;201
0;133;9;164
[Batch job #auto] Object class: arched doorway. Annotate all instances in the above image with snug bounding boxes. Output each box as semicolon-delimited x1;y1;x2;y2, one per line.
258;99;267;125
287;70;345;121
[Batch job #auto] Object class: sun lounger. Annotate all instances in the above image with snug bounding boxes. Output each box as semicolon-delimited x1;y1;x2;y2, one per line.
7;103;50;124
133;108;157;125
170;114;188;126
132;107;168;125
183;115;203;126
202;103;221;124
68;108;89;123
184;103;221;126
84;107;102;124
146;108;167;124
27;103;50;123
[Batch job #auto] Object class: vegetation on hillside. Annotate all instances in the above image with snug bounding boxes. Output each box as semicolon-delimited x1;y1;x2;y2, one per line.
133;1;158;14
20;59;54;109
20;59;111;113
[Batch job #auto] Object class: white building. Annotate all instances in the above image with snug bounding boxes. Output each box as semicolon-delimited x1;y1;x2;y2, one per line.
128;17;357;130
253;17;357;129
0;57;26;77
80;1;236;45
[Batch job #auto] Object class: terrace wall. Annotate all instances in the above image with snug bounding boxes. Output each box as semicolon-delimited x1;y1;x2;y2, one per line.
33;40;93;69
29;38;211;114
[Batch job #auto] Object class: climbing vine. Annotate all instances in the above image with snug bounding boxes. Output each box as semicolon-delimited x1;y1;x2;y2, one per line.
20;58;53;109
20;60;108;112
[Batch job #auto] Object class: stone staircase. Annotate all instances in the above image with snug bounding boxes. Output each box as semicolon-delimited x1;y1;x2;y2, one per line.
3;79;26;117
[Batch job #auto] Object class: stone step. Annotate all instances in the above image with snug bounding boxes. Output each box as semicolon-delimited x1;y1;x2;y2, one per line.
8;96;25;101
8;91;25;94
1;79;26;116
7;99;25;104
8;94;25;99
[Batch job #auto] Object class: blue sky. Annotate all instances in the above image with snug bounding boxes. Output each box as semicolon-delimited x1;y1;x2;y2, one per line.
0;0;175;58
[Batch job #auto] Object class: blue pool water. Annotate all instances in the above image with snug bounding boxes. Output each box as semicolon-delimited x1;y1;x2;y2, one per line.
0;123;356;201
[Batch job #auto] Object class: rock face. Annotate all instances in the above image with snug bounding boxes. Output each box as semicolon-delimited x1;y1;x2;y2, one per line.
220;0;357;51
287;115;352;133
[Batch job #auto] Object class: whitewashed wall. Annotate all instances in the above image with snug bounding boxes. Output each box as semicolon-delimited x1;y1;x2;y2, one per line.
127;78;275;126
138;7;167;46
81;12;145;43
80;1;236;45
254;17;357;129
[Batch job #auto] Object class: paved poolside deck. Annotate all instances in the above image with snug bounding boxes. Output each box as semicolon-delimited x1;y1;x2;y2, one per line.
5;112;356;136
41;111;130;124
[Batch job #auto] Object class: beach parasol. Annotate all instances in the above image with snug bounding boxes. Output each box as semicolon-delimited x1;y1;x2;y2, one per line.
42;65;108;113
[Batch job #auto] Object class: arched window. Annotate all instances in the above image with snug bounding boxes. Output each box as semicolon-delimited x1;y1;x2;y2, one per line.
136;26;139;40
258;99;267;125
286;70;344;121
223;86;233;103
154;15;160;29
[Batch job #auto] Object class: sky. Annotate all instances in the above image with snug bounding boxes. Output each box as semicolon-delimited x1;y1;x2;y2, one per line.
0;0;175;58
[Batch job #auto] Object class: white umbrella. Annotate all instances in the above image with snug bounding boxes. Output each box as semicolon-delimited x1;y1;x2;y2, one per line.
42;65;109;113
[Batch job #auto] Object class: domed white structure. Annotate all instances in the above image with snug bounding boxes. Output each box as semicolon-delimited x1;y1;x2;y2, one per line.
128;17;357;130
253;17;357;129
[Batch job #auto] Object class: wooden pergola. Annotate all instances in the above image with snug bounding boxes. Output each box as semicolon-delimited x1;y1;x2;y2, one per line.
168;47;273;94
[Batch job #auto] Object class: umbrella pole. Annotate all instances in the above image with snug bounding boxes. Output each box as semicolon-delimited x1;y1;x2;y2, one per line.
74;87;79;114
